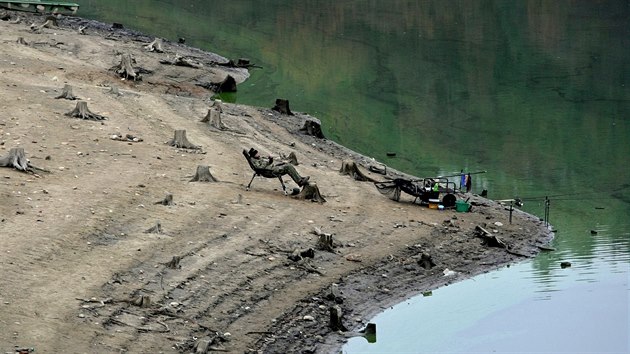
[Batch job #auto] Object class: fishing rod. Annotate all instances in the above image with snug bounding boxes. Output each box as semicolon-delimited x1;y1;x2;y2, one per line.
437;170;487;178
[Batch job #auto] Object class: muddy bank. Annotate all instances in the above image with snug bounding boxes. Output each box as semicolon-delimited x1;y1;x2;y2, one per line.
0;11;552;354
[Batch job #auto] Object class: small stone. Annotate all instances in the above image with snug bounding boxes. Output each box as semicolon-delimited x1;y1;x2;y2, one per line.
303;315;315;321
78;313;85;318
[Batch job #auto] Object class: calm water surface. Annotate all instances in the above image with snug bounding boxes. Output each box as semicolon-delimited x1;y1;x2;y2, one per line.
80;1;630;353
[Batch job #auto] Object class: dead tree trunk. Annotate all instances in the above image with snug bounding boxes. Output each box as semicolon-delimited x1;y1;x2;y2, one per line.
295;182;326;203
272;99;293;115
114;53;140;81
299;119;325;138
65;101;106;121
417;253;436;269
189;165;217;182
144;38;164;53
56;84;78;100
167;130;200;149
329;305;347;332
155;193;174;206
0;147;47;173
339;160;376;182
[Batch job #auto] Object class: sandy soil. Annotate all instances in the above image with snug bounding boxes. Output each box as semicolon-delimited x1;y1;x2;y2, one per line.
0;13;553;354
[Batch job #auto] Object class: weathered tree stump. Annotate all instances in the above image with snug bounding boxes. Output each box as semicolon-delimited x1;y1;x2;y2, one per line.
288;248;315;262
55;84;78;100
167;129;200;149
317;233;334;252
325;283;343;303
189;165;217;182
114;53;140;81
144;38;164;53
0;147;48;173
144;220;163;234
65;101;106;121
284;152;299;165
299;119;325;138
339;160;376;182
295;183;326;203
16;37;28;45
107;86;122;96
329;305;347;332
200;108;226;130
131;295;152;308
155;193;174;206
272;98;293;115
216;75;236;92
417;253;436;269
165;256;181;269
78;25;87;35
30;16;56;32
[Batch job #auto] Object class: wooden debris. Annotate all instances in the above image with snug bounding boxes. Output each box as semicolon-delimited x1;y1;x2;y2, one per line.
159;54;202;68
110;133;143;142
474;225;507;248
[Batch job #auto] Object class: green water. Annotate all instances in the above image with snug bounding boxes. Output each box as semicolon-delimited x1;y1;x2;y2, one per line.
80;1;630;352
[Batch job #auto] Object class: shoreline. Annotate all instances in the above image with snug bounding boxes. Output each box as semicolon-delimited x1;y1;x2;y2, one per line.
0;11;553;353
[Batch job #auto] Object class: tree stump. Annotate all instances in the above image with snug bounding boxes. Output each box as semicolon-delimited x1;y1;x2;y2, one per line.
189;165;217;182
0;147;47;173
299;119;325;138
417;253;436;269
78;25;87;35
287;152;298;165
295;183;326;203
16;37;28;45
144;38;164;53
108;86;122;96
329;305;347;332
144;220;163;234
272;98;293;115
114;53;140;81
155;193;174;206
131;295;152;308
325;283;343;303
167;130;200;149
216;75;236;92
165;256;181;269
317;233;334;252
55;84;77;100
339;160;376;182
65;101;106;121
30;16;56;32
200;108;226;130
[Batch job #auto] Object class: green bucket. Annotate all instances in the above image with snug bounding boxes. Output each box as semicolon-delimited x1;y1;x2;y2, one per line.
455;200;469;212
